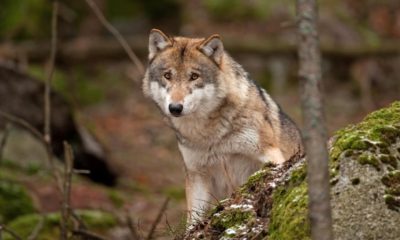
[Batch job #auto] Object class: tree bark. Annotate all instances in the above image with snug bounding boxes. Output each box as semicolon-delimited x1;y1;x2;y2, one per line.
297;0;333;240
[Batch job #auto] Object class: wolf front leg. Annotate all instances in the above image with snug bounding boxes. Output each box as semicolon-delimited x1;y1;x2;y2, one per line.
185;171;213;223
178;144;213;223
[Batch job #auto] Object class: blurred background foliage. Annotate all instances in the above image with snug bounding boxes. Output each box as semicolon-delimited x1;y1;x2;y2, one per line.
0;0;399;239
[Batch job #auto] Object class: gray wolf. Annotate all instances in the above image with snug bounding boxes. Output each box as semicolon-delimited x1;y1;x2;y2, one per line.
142;29;304;222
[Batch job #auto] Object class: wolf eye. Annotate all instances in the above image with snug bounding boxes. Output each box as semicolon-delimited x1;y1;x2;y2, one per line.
164;72;171;80
190;73;199;81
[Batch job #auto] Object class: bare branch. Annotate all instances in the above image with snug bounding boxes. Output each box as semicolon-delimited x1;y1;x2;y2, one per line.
146;198;170;240
70;208;88;230
44;0;58;144
0;225;22;240
0;111;44;141
27;216;45;240
0;123;10;162
60;142;74;240
84;0;145;76
126;214;141;240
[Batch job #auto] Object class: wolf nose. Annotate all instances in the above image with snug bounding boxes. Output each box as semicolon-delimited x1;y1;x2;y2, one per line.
169;103;183;116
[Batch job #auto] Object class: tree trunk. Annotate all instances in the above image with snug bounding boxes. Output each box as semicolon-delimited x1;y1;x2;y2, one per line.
297;0;333;240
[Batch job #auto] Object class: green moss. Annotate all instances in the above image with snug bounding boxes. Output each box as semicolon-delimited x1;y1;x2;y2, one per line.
3;210;117;240
0;180;36;223
382;170;400;196
107;189;124;208
358;152;380;170
240;169;268;193
329;102;400;211
330;102;400;163
210;208;254;232
383;194;400;211
380;155;398;168
269;166;310;240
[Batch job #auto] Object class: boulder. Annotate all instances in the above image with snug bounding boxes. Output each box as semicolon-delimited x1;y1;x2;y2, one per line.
185;101;400;240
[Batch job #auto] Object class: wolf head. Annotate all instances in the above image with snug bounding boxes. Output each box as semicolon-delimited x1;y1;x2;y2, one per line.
143;29;227;118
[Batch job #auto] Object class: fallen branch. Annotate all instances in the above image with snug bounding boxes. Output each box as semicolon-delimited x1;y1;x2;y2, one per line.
27;216;45;240
0;225;22;240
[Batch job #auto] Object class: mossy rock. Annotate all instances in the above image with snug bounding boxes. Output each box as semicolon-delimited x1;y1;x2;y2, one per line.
2;210;117;240
185;101;400;239
268;166;310;240
0;180;36;223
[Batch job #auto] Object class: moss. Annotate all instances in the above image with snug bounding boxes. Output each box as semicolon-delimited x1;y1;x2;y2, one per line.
383;194;400;211
240;163;274;193
380;155;398;168
269;166;310;240
210;208;254;232
0;180;36;223
382;170;400;196
107;189;124;208
3;210;117;240
330;102;400;163
358;152;380;170
329;102;400;211
240;169;268;193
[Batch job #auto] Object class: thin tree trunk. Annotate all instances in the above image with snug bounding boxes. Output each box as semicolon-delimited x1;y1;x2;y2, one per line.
296;0;333;240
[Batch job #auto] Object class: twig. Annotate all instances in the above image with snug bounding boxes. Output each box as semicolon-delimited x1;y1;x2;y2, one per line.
27;216;45;240
73;169;91;175
0;111;43;141
126;214;141;240
0;110;63;191
146;197;170;240
60;142;74;240
0;225;22;240
43;0;63;193
44;0;58;144
70;208;88;230
0;123;10;162
72;229;109;240
84;0;145;76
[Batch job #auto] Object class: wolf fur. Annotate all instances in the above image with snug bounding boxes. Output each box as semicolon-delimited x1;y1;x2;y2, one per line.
142;29;304;222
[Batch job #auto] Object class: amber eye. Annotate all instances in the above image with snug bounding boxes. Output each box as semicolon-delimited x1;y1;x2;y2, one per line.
164;72;172;80
190;73;199;81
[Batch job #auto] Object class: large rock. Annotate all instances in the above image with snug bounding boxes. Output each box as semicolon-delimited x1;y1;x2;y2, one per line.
185;101;400;240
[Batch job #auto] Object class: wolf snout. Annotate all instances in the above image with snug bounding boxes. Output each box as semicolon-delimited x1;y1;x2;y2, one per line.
169;103;183;116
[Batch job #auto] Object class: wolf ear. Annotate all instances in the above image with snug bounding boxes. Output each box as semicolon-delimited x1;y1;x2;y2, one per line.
199;34;224;64
148;29;172;60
